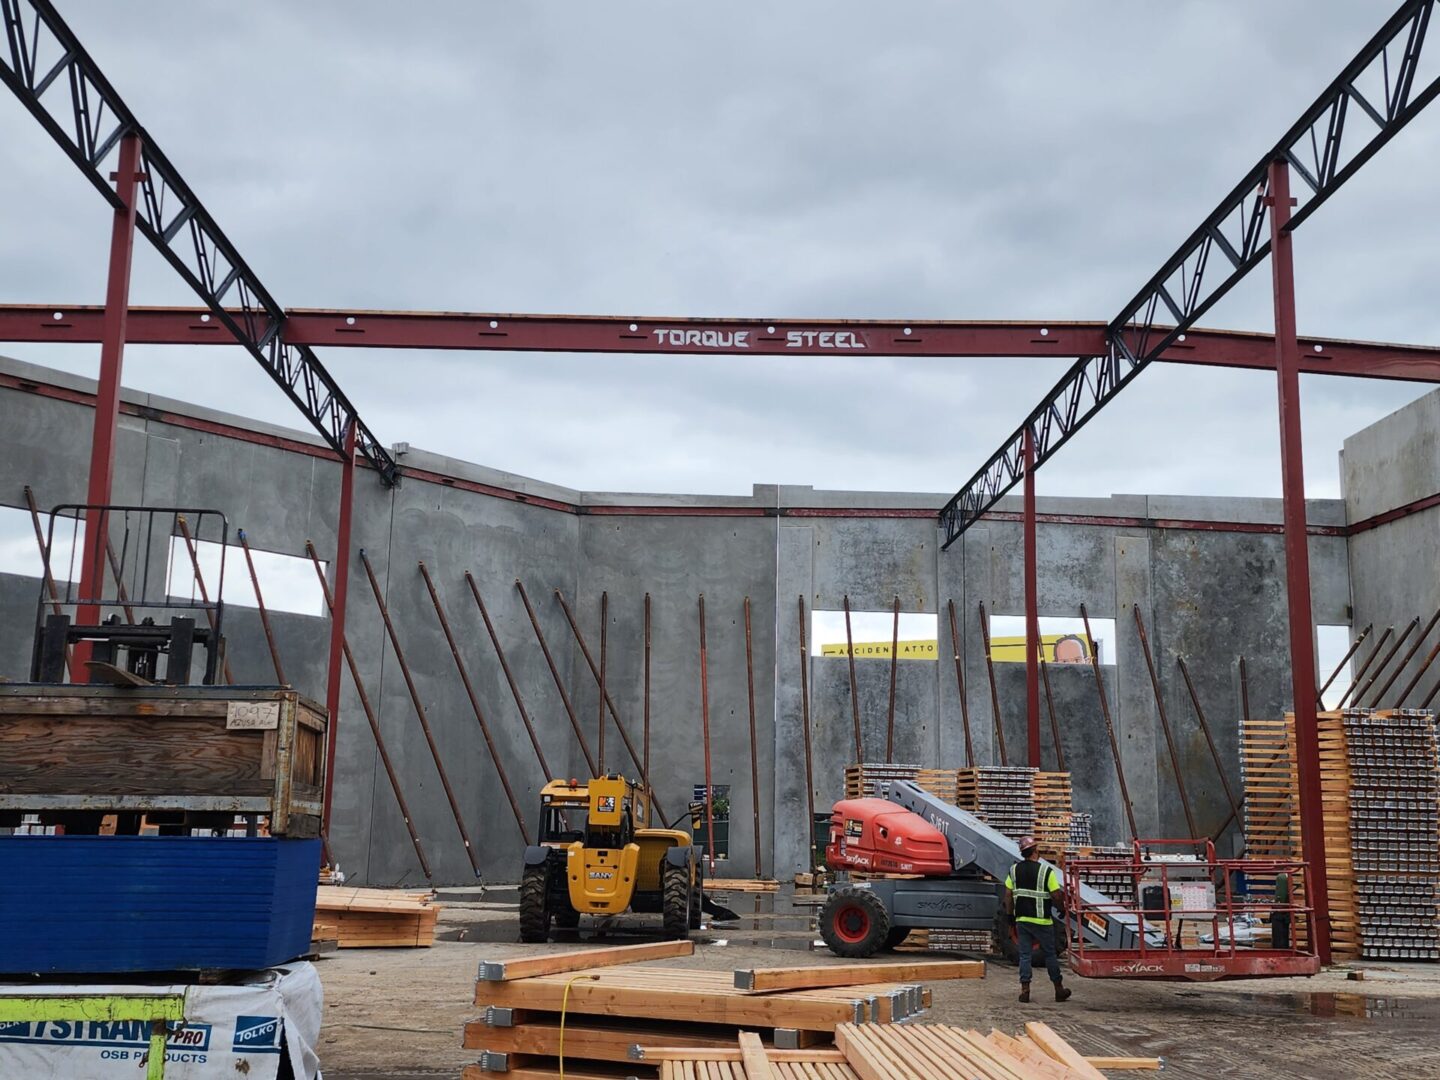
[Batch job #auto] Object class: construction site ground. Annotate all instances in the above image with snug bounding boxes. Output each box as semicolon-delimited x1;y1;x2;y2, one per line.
319;888;1440;1080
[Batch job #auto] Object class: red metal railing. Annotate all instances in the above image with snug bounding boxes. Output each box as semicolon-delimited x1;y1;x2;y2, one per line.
1064;838;1321;981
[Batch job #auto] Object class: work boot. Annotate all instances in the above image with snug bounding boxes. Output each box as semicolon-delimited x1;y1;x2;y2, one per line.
1018;982;1031;1003
1053;980;1072;1003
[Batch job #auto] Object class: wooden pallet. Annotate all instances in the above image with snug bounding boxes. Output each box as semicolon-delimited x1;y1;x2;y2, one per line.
640;1021;1160;1078
313;885;439;948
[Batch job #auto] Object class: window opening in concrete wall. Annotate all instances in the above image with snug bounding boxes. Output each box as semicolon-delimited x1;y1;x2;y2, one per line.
987;614;1116;665
1316;625;1353;710
164;536;326;617
810;609;939;659
0;504;86;583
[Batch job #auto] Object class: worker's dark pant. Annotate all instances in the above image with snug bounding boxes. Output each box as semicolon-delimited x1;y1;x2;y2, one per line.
1017;921;1062;984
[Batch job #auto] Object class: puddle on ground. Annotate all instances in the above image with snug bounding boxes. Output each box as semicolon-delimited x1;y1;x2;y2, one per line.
1172;989;1440;1024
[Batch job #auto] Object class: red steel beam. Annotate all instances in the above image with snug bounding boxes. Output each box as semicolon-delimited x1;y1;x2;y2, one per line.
320;421;357;849
1023;427;1041;769
3;305;1438;380
1269;158;1330;966
74;134;142;661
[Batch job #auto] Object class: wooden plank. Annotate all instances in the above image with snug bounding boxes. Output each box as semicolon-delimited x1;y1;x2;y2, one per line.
734;961;984;993
833;1025;919;1080
480;940;694;981
739;1032;777;1080
1024;1023;1107;1080
707;880;781;892
1086;1055;1164;1070
639;1049;846;1063
986;1031;1073;1079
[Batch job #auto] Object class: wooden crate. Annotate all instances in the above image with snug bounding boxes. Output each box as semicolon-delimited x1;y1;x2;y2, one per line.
0;684;326;836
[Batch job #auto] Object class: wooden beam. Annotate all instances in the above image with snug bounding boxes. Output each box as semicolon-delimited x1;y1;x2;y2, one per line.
637;1046;847;1062
734;960;985;993
739;1031;777;1080
1086;1055;1165;1071
478;939;694;981
1025;1022;1108;1080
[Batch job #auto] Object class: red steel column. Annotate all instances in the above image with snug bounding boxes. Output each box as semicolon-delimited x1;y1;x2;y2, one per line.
75;132;143;659
1268;157;1331;965
1023;426;1041;769
320;420;358;844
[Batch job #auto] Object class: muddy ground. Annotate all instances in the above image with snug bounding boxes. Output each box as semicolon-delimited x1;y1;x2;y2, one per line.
318;888;1440;1079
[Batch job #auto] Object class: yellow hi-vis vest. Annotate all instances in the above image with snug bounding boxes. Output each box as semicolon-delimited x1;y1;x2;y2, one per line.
1005;860;1060;925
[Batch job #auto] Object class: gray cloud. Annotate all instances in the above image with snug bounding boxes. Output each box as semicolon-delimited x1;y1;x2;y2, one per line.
0;1;1435;501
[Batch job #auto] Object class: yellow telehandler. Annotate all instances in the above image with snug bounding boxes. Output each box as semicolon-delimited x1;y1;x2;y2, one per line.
518;776;703;941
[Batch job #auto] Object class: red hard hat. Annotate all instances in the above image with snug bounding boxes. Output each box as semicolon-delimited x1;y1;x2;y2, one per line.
1017;835;1038;853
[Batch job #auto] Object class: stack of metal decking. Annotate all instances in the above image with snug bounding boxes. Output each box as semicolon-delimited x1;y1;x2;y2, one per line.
955;766;1037;841
1345;709;1440;961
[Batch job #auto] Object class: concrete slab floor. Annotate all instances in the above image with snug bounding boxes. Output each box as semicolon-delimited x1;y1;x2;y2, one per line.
318;898;1440;1080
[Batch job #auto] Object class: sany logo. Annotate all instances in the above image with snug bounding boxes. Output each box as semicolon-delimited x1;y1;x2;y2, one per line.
232;1016;281;1053
650;328;867;350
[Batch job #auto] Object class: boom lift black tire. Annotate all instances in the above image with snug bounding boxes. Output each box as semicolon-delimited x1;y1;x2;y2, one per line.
519;864;552;943
884;927;911;950
820;885;892;958
555;906;581;929
662;861;691;939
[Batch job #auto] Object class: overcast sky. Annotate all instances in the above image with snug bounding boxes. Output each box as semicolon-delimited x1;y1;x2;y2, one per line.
2;1;1437;501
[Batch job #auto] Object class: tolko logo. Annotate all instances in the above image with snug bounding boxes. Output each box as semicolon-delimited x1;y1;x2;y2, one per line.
232;1015;281;1053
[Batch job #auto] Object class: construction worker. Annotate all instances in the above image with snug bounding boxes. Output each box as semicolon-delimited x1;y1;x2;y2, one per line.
1002;836;1072;1004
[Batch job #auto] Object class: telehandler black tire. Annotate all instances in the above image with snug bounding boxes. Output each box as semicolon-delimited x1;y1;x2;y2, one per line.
519;864;552;943
662;861;692;939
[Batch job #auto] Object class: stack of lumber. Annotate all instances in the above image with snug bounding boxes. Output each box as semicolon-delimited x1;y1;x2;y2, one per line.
643;1021;1161;1078
313;886;438;948
956;766;1038;840
1033;772;1074;857
465;943;985;1079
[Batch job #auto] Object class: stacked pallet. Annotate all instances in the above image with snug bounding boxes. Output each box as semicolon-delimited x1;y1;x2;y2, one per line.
1034;772;1074;856
644;1021;1158;1078
895;927;993;955
1244;709;1440;961
1344;710;1440;960
842;764;959;804
844;763;919;799
465;944;983;1078
1071;846;1135;902
313;886;439;948
955;766;1038;840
